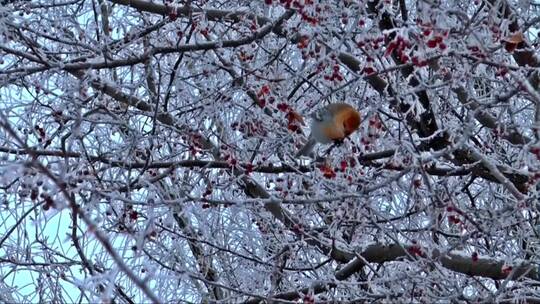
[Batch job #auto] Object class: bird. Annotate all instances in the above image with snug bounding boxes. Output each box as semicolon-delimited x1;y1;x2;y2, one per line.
296;103;361;157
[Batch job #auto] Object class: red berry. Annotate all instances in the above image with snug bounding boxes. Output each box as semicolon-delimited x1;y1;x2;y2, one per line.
319;165;336;179
384;42;396;57
362;67;375;75
260;85;270;95
297;35;309;49
277;103;290;112
340;160;348;171
129;210;138;221
427;39;438;48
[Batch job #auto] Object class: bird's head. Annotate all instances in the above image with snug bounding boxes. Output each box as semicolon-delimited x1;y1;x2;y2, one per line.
342;110;361;135
332;104;361;136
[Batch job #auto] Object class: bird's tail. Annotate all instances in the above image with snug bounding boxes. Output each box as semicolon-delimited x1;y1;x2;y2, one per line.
295;137;317;158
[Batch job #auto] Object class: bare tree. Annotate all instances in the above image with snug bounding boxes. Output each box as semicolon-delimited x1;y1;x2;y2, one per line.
1;0;540;302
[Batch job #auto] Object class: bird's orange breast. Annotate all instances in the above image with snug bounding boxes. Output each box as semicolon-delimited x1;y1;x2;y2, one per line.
322;124;346;140
335;108;361;136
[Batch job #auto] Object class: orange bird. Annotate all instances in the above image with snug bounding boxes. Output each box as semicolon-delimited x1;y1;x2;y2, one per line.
296;103;361;157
